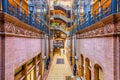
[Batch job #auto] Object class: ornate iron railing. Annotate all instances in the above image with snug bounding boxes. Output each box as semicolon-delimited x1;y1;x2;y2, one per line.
52;14;73;23
54;27;69;35
69;27;76;36
75;0;118;33
0;0;49;34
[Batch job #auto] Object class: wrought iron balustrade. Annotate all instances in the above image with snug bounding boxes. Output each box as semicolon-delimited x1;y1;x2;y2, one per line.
0;0;49;34
54;3;71;11
52;14;73;23
54;27;69;35
6;1;32;27
76;0;118;32
44;26;49;35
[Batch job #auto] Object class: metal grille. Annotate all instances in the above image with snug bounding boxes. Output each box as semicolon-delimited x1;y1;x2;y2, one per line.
56;58;64;64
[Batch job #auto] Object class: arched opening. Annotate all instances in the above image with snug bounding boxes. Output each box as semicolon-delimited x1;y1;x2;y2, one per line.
79;54;84;77
94;64;104;80
85;58;91;80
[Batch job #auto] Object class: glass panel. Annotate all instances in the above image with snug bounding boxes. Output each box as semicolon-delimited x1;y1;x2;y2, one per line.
31;70;34;80
8;0;20;7
101;0;111;9
92;1;99;15
27;74;30;80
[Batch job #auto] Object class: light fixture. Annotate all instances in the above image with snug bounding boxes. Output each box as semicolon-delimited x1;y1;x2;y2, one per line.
42;56;46;60
75;56;78;60
29;4;34;13
71;75;74;78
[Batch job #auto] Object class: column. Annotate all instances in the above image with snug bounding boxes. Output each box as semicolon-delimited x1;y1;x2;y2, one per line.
112;0;117;14
2;0;7;12
29;5;34;25
70;37;72;65
44;34;47;70
88;11;91;25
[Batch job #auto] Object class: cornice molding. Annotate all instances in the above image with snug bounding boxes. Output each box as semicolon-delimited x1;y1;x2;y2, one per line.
0;13;44;38
76;13;120;39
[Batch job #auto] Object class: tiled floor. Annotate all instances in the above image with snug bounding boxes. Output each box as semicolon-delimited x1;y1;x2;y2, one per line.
46;54;73;80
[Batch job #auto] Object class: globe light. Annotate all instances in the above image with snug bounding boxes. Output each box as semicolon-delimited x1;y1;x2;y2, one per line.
29;4;34;13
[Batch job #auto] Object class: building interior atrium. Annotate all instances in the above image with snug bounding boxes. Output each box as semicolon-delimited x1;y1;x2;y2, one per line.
0;0;120;80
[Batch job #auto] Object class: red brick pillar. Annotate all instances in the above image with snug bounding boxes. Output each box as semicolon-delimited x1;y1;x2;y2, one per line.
0;36;5;80
113;36;120;80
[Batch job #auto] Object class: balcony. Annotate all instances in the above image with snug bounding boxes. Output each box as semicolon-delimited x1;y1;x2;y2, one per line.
0;0;49;34
76;0;120;32
54;27;69;36
54;3;71;11
54;3;71;18
52;14;73;24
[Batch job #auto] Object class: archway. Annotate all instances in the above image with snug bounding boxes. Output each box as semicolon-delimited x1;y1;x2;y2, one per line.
94;64;104;80
85;58;91;80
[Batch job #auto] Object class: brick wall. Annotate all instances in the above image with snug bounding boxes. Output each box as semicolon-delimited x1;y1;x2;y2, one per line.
76;37;115;80
0;13;51;80
4;37;42;80
0;37;2;80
